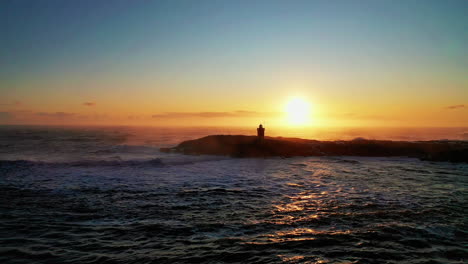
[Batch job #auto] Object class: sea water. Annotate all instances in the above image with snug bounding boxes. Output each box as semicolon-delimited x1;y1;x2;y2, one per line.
0;125;467;263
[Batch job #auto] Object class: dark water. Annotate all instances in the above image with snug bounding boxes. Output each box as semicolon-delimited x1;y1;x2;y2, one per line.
0;126;467;263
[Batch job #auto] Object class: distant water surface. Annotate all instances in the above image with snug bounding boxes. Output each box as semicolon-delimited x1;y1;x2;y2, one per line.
0;125;467;263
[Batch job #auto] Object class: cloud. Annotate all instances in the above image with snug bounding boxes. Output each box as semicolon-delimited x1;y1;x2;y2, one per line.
445;104;465;110
37;112;76;118
0;112;12;121
330;112;395;121
128;115;144;120
152;112;232;118
0;110;106;124
83;102;96;106
0;101;21;107
152;110;274;119
461;133;468;140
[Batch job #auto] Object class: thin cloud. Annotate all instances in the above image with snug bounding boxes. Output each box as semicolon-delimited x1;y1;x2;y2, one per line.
0;112;12;121
128;115;145;120
331;113;395;120
152;110;275;119
152;112;235;118
83;102;96;107
0;101;21;107
445;104;465;110
461;133;468;140
37;112;76;118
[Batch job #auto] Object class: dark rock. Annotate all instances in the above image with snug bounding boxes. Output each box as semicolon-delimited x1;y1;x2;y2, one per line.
160;135;468;163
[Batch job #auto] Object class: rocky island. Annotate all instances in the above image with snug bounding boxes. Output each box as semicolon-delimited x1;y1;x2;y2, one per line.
160;135;468;163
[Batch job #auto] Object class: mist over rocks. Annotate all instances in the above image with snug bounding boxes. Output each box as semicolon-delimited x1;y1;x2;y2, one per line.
161;135;468;163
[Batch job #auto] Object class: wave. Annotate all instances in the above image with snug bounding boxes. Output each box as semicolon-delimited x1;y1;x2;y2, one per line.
0;158;164;168
0;155;232;169
89;144;161;154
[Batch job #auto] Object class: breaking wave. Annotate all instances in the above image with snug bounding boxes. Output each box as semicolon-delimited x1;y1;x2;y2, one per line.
0;158;164;168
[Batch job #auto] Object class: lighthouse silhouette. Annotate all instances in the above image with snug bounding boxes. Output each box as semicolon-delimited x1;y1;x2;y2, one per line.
257;124;265;140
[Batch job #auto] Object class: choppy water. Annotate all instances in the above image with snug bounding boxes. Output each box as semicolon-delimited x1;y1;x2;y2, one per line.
0;126;467;263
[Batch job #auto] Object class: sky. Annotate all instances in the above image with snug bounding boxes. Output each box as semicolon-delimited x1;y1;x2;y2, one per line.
1;0;467;127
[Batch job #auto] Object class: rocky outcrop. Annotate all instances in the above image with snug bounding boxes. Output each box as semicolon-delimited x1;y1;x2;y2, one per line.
160;135;468;162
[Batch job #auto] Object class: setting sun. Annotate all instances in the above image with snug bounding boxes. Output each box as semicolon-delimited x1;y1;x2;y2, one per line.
285;97;311;126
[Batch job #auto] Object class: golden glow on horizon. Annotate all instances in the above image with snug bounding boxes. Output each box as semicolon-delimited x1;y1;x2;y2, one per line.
285;97;312;126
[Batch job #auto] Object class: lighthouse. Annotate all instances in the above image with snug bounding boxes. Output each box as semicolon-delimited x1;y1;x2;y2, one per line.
257;124;265;140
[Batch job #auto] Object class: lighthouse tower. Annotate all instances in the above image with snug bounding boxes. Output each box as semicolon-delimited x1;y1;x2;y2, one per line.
257;124;265;140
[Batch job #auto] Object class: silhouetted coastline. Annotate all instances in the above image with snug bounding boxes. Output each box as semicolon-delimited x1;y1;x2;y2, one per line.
161;135;468;163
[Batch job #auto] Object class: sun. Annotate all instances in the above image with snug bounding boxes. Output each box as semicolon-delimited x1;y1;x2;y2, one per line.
285;97;311;126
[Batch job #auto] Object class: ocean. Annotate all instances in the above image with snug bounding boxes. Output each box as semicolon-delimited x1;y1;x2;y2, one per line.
0;125;467;263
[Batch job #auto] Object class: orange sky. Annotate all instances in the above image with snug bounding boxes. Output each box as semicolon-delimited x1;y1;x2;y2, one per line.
1;94;466;128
